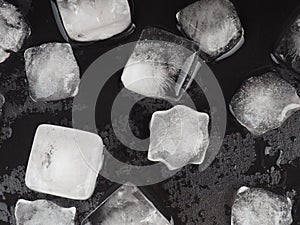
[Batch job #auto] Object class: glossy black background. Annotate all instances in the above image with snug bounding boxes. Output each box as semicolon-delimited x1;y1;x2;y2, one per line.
1;0;300;224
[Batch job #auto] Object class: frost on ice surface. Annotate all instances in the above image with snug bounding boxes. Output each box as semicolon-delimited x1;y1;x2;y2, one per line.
25;124;104;200
177;0;244;62
24;43;80;102
0;0;30;63
82;184;172;225
121;27;201;101
56;0;132;42
231;187;293;225
230;72;300;135
148;105;209;170
272;13;300;74
15;199;76;225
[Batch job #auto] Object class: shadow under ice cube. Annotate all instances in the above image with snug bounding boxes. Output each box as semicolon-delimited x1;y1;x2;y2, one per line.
24;43;80;102
231;186;293;225
148;105;210;170
230;72;300;135
177;0;244;62
15;199;76;225
25;124;104;200
82;184;173;225
53;0;133;42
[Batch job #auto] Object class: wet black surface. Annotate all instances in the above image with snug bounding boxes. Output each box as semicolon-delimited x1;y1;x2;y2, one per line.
1;0;300;224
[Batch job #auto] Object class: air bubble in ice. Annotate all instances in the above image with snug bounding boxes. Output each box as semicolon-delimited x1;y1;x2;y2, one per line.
177;0;244;62
148;105;209;170
15;199;76;225
25;124;104;200
24;43;80;101
230;72;300;135
231;186;293;225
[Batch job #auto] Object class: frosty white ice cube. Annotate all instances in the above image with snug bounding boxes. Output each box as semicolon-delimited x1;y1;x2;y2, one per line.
15;199;76;225
230;72;300;135
177;0;244;62
24;43;80;102
25;124;104;200
231;186;293;225
0;0;30;63
55;0;132;42
121;27;201;101
82;184;173;225
148;105;209;170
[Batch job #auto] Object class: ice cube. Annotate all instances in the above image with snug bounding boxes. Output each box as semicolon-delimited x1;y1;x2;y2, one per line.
177;0;244;62
55;0;132;42
272;14;300;74
15;199;76;225
231;186;293;225
82;184;173;225
148;105;209;170
24;43;80;101
25;124;104;200
121;27;201;101
0;0;30;63
230;72;300;135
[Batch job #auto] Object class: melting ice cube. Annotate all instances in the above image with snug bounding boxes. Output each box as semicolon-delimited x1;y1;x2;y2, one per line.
231;186;293;225
15;199;76;225
24;43;80;101
55;0;132;42
230;72;300;135
121;27;201;101
82;184;173;225
272;14;300;74
25;124;104;200
148;105;209;170
177;0;244;62
0;0;30;63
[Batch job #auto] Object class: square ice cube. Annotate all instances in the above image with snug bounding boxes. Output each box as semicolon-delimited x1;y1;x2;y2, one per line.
121;27;201;101
53;0;132;42
148;105;210;170
15;199;76;225
24;43;80;102
82;184;173;225
177;0;244;62
25;124;104;200
0;0;30;63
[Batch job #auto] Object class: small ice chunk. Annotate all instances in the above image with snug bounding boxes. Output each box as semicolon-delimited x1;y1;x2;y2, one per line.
230;72;300;135
231;186;293;225
177;0;244;62
24;43;80;101
56;0;132;42
82;184;173;225
0;0;30;63
25;124;104;200
15;199;75;225
272;14;300;74
148;105;209;170
121;27;201;101
15;199;76;225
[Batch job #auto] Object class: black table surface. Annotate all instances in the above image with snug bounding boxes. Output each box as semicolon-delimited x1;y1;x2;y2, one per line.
1;0;300;224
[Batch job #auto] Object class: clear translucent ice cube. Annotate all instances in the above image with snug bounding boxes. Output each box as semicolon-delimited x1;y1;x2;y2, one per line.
231;187;293;225
56;0;132;42
25;124;104;200
0;0;30;63
272;14;300;74
148;105;209;170
230;72;300;135
121;27;201;101
82;184;173;225
15;199;76;225
177;0;244;62
24;43;80;102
